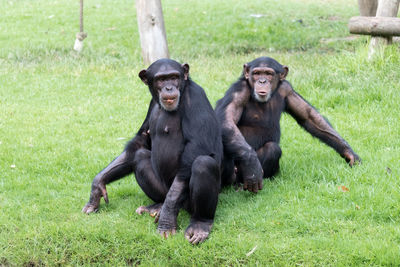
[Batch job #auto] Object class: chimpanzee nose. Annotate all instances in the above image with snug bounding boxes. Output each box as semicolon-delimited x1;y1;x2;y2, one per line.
166;86;173;91
259;78;266;83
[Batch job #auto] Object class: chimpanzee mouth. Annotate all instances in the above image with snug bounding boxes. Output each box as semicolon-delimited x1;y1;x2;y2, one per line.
163;97;177;105
254;92;271;102
160;95;181;111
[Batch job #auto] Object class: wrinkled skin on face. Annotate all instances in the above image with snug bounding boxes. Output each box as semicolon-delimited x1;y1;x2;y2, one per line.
244;63;288;103
139;62;189;112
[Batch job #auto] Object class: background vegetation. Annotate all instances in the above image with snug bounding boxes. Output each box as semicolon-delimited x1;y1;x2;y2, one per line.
1;0;399;265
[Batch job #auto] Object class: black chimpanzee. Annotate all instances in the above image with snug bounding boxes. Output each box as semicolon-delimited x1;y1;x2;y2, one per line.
215;57;360;193
82;59;223;245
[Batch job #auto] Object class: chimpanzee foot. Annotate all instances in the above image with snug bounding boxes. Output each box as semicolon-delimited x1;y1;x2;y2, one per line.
185;219;213;245
82;182;108;214
135;203;163;218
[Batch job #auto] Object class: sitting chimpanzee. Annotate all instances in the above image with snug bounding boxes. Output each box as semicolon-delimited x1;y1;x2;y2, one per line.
82;59;223;245
215;57;360;193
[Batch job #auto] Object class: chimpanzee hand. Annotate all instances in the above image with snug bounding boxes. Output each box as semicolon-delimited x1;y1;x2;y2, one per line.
342;149;361;167
240;152;263;193
82;181;108;214
156;203;177;239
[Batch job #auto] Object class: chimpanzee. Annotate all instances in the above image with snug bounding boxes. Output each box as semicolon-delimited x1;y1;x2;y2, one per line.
215;57;360;193
82;59;223;245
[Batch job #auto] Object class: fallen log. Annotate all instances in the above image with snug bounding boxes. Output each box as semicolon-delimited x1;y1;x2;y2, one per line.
349;16;400;36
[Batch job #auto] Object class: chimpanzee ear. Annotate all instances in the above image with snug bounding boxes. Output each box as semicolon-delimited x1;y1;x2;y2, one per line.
138;69;148;85
243;64;250;80
182;63;189;80
280;66;289;80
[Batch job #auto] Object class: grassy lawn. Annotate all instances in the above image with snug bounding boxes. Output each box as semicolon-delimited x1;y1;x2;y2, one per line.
1;0;400;265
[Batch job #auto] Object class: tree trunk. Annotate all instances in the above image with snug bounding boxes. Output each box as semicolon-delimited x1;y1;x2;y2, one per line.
349;16;400;36
358;0;378;16
369;0;400;58
136;0;169;66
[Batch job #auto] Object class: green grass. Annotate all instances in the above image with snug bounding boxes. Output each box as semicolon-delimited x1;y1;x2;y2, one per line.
1;0;400;265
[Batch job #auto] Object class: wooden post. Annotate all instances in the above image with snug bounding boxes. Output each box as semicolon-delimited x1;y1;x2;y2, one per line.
368;0;400;58
349;16;400;36
136;0;169;66
358;0;378;16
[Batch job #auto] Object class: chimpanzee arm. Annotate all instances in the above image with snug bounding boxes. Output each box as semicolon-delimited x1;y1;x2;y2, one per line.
157;176;188;237
82;100;154;214
283;83;360;166
216;81;263;192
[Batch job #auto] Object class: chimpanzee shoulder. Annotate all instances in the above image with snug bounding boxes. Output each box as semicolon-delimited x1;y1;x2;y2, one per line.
179;79;223;165
215;79;249;114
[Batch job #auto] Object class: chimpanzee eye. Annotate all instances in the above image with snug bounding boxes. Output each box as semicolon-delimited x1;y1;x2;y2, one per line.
157;77;165;82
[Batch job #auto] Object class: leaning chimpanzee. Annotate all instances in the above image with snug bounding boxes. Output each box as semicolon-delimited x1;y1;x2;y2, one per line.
82;59;223;244
215;57;360;193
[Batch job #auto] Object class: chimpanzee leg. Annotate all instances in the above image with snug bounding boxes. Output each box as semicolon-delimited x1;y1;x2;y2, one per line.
185;155;220;244
133;148;169;203
256;142;282;178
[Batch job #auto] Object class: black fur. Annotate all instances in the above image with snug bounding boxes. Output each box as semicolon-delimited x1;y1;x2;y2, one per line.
216;57;360;190
83;59;223;244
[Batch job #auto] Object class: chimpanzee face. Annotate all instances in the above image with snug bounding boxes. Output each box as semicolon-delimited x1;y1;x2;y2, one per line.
244;59;288;103
153;68;182;111
139;59;189;112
